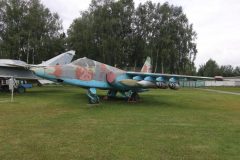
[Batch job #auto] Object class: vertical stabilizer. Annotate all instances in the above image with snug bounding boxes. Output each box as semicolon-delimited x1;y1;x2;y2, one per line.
141;57;152;73
40;50;75;66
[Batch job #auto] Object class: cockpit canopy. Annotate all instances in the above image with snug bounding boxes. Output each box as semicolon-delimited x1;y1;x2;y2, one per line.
72;57;97;67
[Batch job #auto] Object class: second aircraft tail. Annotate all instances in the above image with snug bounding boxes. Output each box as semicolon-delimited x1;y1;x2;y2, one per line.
39;50;75;66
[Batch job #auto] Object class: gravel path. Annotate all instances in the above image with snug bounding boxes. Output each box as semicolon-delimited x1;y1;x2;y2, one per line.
197;88;240;96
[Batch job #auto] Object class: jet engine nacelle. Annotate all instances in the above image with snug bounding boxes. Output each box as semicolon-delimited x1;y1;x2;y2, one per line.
168;82;180;90
156;82;168;89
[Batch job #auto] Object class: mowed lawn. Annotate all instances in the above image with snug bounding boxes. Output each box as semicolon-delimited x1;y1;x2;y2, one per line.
0;86;240;160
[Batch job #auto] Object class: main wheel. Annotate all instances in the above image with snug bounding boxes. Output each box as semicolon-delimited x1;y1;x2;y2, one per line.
128;92;140;102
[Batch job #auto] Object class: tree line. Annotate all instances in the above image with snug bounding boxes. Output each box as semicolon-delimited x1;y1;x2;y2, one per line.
0;0;65;64
198;59;240;77
67;0;197;74
0;0;239;76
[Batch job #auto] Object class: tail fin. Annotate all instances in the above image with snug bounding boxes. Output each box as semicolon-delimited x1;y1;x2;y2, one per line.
141;57;152;73
39;50;75;66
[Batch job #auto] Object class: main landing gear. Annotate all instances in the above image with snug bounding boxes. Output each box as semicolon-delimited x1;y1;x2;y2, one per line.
127;91;140;102
106;90;140;102
107;90;117;99
86;89;140;104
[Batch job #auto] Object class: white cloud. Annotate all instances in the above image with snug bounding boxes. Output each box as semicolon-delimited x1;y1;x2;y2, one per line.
41;0;240;68
41;0;91;32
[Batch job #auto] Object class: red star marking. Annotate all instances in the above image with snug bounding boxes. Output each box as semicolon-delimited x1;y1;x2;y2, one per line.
101;64;107;72
50;65;62;77
76;66;84;79
106;72;116;83
75;66;93;81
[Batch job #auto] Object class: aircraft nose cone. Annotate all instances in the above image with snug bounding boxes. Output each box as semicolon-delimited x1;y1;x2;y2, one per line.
31;67;45;77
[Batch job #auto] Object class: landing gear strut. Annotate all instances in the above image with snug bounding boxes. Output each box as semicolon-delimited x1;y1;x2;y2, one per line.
107;90;117;99
128;91;140;102
87;88;99;104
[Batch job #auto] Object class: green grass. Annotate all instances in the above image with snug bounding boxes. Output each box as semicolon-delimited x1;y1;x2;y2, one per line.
0;86;240;160
206;86;240;93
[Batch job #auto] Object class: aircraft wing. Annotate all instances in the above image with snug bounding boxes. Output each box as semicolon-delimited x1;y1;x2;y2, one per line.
2;63;29;68
126;71;214;81
116;71;215;89
0;75;38;80
0;59;28;68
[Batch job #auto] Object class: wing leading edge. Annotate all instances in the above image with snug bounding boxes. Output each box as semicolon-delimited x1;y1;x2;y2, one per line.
126;72;214;81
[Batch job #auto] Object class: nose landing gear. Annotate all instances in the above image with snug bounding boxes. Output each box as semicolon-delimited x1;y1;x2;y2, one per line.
87;88;99;104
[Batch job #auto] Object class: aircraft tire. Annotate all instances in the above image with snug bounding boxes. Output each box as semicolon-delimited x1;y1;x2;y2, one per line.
88;96;99;104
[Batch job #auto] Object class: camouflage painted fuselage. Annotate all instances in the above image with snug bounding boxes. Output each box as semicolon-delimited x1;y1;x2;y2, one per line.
32;57;134;91
31;56;215;103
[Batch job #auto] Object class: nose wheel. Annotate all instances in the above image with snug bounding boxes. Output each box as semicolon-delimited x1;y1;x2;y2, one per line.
87;88;99;104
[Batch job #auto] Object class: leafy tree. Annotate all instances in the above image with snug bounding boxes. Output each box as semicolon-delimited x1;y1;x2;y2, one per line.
67;0;197;73
233;66;240;76
0;0;64;63
68;0;135;67
134;1;155;69
198;59;220;77
130;2;197;73
219;65;234;77
198;59;240;77
0;0;27;59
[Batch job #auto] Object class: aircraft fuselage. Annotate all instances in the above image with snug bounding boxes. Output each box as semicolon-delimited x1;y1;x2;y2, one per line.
32;57;133;91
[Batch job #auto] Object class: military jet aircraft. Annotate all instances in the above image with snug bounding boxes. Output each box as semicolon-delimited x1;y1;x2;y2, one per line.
31;56;214;104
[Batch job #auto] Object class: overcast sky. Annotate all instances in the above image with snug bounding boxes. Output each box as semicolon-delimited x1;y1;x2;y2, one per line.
41;0;240;68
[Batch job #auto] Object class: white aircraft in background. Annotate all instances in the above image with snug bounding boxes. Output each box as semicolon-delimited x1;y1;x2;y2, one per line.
0;50;75;92
0;50;75;68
